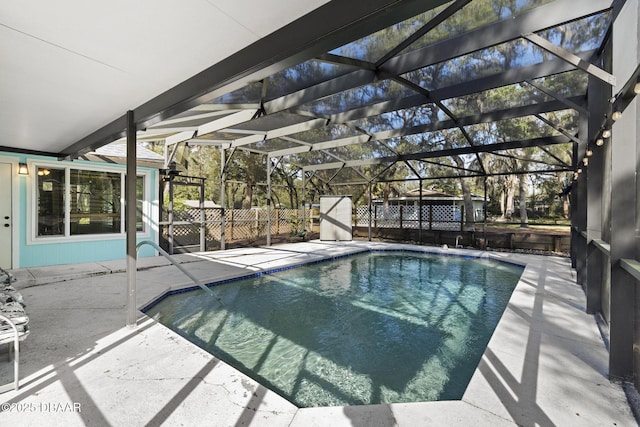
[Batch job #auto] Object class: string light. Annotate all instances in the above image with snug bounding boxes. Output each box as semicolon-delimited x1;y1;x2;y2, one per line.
611;111;622;121
595;138;604;146
602;129;611;138
634;81;640;95
583;158;588;166
586;150;593;157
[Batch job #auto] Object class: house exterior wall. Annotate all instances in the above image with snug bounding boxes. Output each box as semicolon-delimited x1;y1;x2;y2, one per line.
1;152;159;268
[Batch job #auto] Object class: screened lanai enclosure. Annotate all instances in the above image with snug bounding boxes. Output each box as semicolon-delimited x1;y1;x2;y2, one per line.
148;0;616;253
3;0;640;409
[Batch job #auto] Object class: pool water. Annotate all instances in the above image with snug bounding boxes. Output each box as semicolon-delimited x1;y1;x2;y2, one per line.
144;251;523;407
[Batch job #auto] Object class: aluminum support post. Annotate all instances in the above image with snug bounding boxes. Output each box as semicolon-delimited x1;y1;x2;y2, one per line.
126;111;138;328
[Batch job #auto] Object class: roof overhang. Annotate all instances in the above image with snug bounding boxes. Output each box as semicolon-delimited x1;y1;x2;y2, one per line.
0;0;335;154
2;0;621;183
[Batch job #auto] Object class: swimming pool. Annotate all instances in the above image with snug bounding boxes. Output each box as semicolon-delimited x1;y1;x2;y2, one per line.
144;250;523;408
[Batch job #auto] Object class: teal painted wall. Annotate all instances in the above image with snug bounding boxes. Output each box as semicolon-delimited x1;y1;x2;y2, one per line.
20;237;158;267
2;152;159;268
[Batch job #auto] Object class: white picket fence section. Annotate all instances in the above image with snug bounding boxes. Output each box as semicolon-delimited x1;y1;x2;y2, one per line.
162;208;312;251
163;203;463;252
355;204;463;231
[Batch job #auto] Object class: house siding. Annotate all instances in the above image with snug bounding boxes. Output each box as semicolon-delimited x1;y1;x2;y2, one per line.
1;152;159;268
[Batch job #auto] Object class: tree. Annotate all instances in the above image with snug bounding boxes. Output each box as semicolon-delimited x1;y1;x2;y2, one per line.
153;0;607;224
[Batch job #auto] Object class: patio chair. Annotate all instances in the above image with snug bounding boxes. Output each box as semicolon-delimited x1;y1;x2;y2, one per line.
0;286;29;393
0;314;27;393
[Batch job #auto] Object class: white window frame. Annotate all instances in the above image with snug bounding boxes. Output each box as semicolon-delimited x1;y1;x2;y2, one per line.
27;160;152;244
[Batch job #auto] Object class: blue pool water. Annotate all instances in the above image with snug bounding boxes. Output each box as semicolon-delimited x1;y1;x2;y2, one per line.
144;251;523;407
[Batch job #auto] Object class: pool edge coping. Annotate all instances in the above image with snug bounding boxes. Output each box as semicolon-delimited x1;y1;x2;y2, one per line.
139;243;526;313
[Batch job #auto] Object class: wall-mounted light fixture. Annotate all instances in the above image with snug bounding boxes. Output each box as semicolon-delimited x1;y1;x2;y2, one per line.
18;163;29;175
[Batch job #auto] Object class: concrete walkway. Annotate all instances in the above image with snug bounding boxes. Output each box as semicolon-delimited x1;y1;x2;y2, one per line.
0;241;635;426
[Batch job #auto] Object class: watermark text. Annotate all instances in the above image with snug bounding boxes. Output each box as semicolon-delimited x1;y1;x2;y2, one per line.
1;402;81;413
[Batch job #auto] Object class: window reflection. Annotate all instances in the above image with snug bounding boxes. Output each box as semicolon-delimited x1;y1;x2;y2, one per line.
71;170;121;235
36;167;147;237
136;176;144;232
37;168;65;236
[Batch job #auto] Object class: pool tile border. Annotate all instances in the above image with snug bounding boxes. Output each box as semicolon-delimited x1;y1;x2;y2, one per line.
140;246;526;318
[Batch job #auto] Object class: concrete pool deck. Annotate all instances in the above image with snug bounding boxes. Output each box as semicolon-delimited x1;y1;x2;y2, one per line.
0;240;636;426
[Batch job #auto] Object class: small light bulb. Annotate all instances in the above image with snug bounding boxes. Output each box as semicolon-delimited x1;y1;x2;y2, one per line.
586;150;593;157
583;158;589;166
577;168;583;174
634;81;640;95
602;129;611;138
612;111;622;121
595;138;604;146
